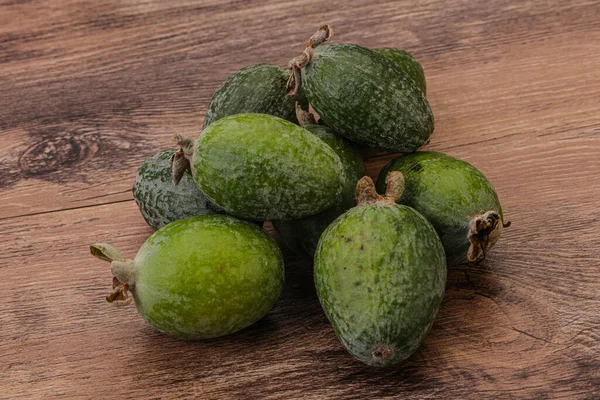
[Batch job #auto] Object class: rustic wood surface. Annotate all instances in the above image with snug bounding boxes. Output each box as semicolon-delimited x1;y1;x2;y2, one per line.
1;0;599;398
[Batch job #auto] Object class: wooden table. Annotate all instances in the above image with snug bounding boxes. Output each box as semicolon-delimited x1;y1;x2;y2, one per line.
1;1;598;398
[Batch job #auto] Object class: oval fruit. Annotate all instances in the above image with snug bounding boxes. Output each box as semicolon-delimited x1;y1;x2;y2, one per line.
290;29;434;152
133;149;224;230
373;47;426;94
204;64;301;128
272;122;365;260
314;172;446;367
377;151;509;265
192;113;345;220
90;215;284;339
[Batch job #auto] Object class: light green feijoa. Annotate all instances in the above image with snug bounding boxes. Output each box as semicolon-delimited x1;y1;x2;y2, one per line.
133;148;224;230
288;26;434;152
377;151;510;265
204;64;305;128
315;172;446;367
178;113;345;221
90;215;284;340
272;108;365;260
373;48;427;94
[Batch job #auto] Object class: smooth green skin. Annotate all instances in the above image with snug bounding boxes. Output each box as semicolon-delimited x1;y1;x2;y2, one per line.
302;43;434;152
132;149;224;230
129;215;284;339
272;124;366;260
193;113;345;221
373;48;427;95
377;151;505;265
203;64;302;128
314;205;446;367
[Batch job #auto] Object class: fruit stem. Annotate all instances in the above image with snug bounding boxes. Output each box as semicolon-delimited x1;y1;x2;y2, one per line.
172;134;194;185
286;65;302;96
384;171;405;203
287;25;333;96
356;171;405;206
110;260;136;286
90;243;135;305
467;211;510;262
306;25;333;48
295;102;317;126
90;243;124;262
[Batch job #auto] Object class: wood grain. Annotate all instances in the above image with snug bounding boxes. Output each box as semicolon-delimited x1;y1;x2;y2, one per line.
1;0;599;398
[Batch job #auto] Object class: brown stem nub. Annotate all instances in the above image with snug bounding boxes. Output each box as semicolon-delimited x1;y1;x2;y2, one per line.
356;176;380;205
171;134;195;185
171;152;191;185
384;171;405;203
356;172;405;206
467;211;508;262
174;134;194;155
286;67;297;95
295;102;317;126
307;25;333;48
287;25;333;96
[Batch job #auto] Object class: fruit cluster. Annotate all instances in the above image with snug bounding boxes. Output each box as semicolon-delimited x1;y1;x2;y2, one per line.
91;26;509;367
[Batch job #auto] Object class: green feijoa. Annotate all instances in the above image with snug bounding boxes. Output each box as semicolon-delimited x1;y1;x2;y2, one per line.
204;64;304;128
288;27;434;152
377;151;510;265
90;215;284;340
357;46;428;154
314;172;446;367
272;118;365;260
186;113;345;221
373;48;427;94
132;149;224;230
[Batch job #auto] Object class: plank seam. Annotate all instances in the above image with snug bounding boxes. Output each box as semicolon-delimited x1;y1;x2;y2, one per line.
0;198;134;221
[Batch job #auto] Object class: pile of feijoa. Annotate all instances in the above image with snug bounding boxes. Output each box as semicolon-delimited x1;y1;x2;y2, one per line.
91;26;509;367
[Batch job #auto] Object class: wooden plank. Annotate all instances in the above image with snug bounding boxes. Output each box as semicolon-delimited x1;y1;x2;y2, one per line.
1;0;599;398
1;0;599;219
1;126;599;398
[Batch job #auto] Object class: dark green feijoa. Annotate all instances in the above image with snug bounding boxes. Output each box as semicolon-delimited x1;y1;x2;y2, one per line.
373;47;426;94
315;172;446;367
377;151;510;265
174;113;345;221
288;26;434;152
90;215;284;340
132;149;224;230
203;64;304;128
272;107;365;260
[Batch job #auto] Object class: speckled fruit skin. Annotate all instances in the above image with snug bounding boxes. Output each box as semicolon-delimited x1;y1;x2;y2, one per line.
314;205;446;367
301;43;434;152
203;64;301;128
132;149;224;230
130;215;284;339
377;151;505;265
272;124;365;260
373;47;427;94
193;113;345;221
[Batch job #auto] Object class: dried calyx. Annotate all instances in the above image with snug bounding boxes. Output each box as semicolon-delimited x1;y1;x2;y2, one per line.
371;344;395;362
356;171;405;207
286;25;333;96
295;102;317;127
467;212;511;262
171;134;195;185
90;243;136;305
